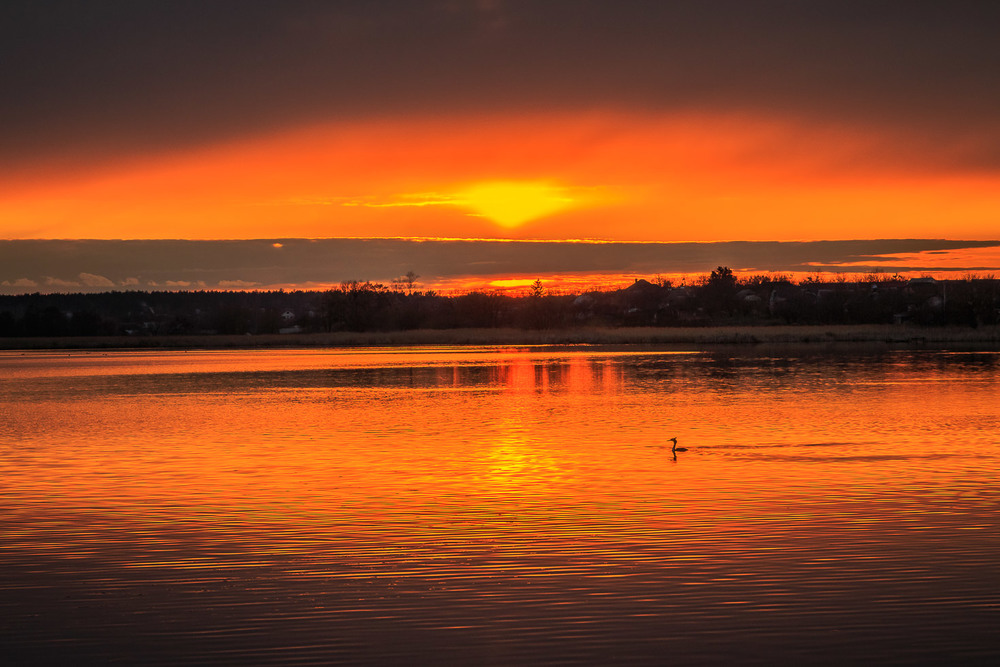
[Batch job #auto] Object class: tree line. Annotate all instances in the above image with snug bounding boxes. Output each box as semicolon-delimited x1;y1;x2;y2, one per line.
1;268;998;338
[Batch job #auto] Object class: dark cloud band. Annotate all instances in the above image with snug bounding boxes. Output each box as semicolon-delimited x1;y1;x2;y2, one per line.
2;238;997;294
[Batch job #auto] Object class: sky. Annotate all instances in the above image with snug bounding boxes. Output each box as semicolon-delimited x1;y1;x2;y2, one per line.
2;1;999;291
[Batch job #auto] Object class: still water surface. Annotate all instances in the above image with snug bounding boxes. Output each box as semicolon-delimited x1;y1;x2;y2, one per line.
2;346;999;664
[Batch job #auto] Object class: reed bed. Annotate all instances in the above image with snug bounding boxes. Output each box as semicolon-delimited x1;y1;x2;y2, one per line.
2;324;999;350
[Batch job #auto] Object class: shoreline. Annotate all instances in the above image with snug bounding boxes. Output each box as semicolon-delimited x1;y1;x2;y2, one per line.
2;324;999;350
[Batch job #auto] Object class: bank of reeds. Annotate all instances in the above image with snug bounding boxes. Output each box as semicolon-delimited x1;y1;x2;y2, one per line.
2;324;999;350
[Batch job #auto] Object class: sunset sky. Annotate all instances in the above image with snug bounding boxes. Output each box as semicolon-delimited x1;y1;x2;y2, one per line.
2;1;999;291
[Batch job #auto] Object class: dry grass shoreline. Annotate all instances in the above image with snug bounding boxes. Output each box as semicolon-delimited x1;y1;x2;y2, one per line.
2;324;999;350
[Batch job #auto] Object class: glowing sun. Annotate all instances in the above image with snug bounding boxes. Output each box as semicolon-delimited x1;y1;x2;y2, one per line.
455;181;574;227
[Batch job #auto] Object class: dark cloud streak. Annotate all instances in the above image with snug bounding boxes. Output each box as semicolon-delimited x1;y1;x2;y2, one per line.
2;238;997;294
3;1;1000;170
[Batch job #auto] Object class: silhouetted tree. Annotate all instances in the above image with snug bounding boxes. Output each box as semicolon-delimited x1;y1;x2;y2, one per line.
3;274;1000;338
702;266;738;315
0;311;17;336
402;271;420;295
455;291;508;328
68;309;110;336
23;305;68;336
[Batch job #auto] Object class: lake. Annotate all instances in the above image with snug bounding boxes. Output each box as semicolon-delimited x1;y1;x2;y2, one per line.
2;345;999;664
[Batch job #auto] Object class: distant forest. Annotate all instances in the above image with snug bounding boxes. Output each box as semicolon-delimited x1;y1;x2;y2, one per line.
2;268;998;338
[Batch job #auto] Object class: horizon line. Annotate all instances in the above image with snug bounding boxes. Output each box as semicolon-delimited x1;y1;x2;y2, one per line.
4;236;1000;245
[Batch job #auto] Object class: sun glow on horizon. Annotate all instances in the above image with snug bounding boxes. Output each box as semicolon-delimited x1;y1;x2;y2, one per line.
455;181;575;227
343;180;605;229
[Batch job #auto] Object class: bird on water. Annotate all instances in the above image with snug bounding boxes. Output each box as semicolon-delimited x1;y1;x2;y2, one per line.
669;437;687;452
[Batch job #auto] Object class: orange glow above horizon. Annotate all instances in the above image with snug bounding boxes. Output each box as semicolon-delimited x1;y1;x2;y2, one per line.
2;111;1000;246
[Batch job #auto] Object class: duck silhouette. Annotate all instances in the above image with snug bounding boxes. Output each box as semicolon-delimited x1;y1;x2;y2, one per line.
669;437;687;453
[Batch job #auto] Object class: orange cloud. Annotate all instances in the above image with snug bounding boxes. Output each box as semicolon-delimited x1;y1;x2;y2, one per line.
2;111;999;242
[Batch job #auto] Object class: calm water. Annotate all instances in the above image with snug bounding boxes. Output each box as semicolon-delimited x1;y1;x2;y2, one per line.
2;346;999;664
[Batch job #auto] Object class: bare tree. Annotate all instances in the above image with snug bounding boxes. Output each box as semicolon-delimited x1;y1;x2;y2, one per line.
393;271;420;295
